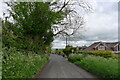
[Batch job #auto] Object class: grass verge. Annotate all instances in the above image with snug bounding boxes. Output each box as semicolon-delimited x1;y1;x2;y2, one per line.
68;54;119;79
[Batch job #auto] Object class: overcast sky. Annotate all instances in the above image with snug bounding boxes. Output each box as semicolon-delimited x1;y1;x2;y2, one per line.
52;0;119;49
0;0;119;49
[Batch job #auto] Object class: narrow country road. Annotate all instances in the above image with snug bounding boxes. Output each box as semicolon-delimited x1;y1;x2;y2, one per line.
38;54;98;79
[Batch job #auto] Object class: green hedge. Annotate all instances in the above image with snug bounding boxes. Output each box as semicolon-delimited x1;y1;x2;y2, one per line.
77;50;113;58
68;55;119;79
2;47;49;78
63;47;72;57
68;55;84;63
111;55;120;59
55;49;64;55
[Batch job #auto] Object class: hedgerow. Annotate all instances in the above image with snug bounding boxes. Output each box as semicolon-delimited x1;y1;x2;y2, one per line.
77;50;114;58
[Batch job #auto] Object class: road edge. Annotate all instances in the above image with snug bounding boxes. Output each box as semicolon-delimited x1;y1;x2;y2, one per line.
34;58;50;78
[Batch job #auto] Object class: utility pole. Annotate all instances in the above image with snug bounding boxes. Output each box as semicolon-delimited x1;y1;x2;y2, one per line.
66;36;67;48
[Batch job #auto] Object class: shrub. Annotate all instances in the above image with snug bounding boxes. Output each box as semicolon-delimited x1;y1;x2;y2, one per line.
55;49;64;55
111;55;120;59
63;47;72;57
68;55;84;63
77;50;113;58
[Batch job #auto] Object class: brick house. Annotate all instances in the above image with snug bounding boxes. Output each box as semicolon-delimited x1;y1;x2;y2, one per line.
83;42;120;54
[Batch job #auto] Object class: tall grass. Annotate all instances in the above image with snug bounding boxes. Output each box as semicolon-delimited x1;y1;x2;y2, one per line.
2;47;49;78
68;55;84;63
0;51;2;80
68;55;119;79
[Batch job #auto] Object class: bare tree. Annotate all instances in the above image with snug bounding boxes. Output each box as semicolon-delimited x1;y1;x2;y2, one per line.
49;0;92;37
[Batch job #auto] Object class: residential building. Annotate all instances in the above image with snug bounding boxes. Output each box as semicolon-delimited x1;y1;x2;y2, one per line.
83;42;120;54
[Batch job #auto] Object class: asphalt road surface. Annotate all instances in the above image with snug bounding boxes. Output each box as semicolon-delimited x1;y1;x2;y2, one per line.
38;54;98;79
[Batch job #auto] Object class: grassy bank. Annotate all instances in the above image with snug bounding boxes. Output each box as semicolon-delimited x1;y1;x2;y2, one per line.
2;47;49;78
68;54;119;79
0;51;2;80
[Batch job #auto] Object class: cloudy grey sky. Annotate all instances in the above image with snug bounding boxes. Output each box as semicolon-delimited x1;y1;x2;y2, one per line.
0;0;119;49
52;0;119;49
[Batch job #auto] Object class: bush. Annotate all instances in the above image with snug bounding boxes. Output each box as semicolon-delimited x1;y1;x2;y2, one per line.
63;47;72;57
68;55;84;63
77;50;113;58
55;49;64;55
69;55;119;79
2;47;49;78
111;55;120;59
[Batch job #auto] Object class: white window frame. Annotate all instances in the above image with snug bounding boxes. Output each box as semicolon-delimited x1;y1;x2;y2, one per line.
98;45;105;50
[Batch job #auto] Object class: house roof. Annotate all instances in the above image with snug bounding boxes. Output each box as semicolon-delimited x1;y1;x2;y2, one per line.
78;46;87;51
83;42;100;51
83;42;120;51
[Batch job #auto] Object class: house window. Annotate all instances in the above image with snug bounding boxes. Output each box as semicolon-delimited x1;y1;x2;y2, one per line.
118;45;120;51
98;45;105;50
